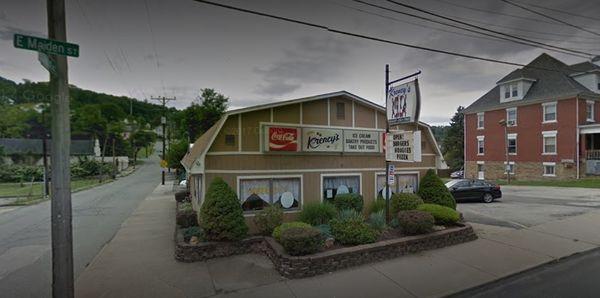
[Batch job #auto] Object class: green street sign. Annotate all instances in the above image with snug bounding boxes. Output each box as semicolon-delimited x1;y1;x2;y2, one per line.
13;34;79;57
38;52;57;75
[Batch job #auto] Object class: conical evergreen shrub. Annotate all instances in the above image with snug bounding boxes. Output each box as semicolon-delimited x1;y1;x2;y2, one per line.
416;169;456;210
200;177;248;241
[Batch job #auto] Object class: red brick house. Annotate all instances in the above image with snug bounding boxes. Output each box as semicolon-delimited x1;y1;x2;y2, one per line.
463;53;600;180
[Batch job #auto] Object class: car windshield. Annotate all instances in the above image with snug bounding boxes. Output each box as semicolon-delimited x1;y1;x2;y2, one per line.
445;180;462;188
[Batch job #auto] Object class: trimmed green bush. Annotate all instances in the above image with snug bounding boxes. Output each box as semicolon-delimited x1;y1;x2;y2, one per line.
280;226;323;256
333;193;364;212
200;177;248;241
182;226;203;241
397;210;435;235
253;205;283;236
315;224;332;239
330;217;378;245
272;221;312;242
336;208;364;222
391;193;424;213
417;203;460;225
417;169;457;209
176;202;198;228
368;198;386;214
367;210;386;232
298;202;337;225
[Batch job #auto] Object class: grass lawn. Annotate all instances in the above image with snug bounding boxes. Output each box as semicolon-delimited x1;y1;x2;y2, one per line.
496;178;600;189
0;178;112;198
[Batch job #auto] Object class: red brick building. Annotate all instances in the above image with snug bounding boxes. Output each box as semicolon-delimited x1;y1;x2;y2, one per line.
463;53;600;180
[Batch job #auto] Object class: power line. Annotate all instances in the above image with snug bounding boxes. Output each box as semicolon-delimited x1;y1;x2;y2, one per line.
190;0;587;74
501;0;600;37
523;1;600;22
143;0;167;96
378;0;596;58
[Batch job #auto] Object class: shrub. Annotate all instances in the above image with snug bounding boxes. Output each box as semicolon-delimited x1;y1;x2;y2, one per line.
253;205;283;235
391;193;424;213
174;190;190;202
336;208;364;222
298;202;337;225
200;177;248;241
272;221;312;242
368;198;386;214
280;226;323;256
182;226;203;242
330;218;377;245
315;224;332;239
417;169;456;209
176;202;198;228
389;217;400;228
333;193;364;212
367;210;386;232
397;210;435;235
417;204;460;225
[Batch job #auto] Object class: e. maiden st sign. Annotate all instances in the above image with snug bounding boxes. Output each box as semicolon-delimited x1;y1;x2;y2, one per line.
14;34;79;57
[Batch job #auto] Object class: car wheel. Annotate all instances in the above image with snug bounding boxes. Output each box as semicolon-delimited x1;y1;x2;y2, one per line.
482;193;494;203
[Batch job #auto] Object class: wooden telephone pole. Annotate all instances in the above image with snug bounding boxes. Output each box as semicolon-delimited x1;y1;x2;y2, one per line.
48;0;73;296
151;96;175;184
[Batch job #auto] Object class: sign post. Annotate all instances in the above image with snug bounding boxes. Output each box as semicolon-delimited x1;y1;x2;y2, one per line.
384;65;422;223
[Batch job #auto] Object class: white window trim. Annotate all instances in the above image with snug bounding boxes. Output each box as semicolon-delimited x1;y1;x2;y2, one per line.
506;107;517;126
477;161;485;165
477;135;485;156
477;112;484;130
507;133;517;155
503;161;515;174
542;131;558;155
374;171;420;199
320;173;362;202
587;100;595;122
542;101;557;123
542;162;556;177
237;174;304;216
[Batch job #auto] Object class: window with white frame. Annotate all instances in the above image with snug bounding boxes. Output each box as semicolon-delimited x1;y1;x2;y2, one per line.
542;131;557;154
542;102;557;122
543;162;556;176
507;133;517;155
239;177;301;212
511;83;518;97
506;108;517;126
477;136;485;155
504;86;510;99
477;112;484;129
375;173;418;199
587;100;595;122
322;175;360;201
504;162;515;174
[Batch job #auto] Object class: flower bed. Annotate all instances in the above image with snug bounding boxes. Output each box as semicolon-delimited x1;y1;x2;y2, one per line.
175;222;477;278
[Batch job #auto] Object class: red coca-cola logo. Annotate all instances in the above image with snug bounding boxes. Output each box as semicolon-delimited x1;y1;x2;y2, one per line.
269;127;298;151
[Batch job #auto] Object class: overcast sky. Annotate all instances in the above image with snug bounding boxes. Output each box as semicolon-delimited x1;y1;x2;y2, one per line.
1;0;599;125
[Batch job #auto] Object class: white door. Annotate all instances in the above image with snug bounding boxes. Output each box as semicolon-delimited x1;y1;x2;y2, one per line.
477;164;485;180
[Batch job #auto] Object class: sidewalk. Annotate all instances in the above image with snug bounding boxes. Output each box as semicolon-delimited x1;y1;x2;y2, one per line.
76;182;600;297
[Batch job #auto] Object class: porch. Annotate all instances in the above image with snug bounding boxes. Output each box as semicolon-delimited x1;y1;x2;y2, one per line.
580;124;600;175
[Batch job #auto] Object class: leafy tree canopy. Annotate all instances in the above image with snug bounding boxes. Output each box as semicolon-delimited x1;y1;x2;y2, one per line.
441;106;464;171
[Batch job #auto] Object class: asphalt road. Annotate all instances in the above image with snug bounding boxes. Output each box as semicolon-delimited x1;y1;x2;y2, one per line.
454;248;600;298
457;185;600;229
0;152;161;297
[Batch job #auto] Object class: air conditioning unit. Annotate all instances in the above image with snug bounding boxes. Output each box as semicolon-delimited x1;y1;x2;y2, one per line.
507;120;516;126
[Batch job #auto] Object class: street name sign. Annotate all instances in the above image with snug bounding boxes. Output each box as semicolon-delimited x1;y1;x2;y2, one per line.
38;52;57;75
14;34;79;57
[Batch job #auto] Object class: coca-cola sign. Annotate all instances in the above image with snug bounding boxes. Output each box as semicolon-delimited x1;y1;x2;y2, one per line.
268;127;299;151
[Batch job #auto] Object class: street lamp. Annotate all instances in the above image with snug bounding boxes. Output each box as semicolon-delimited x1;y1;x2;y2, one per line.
498;119;511;184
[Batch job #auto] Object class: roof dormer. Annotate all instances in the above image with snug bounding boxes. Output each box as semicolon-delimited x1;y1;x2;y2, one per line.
570;71;600;93
497;78;535;103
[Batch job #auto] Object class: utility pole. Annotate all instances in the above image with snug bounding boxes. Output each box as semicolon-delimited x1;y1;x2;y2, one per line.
48;0;74;296
151;96;175;184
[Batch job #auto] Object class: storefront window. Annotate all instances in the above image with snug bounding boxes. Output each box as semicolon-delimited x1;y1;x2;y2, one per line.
239;177;301;212
322;175;360;201
376;173;418;198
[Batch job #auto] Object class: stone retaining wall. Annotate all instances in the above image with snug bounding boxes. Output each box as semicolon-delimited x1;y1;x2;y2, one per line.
175;224;477;278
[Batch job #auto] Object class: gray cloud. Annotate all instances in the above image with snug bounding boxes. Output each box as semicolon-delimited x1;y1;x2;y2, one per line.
253;35;364;96
0;25;44;41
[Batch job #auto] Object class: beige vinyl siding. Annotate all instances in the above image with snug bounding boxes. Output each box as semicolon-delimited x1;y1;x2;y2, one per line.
329;97;353;127
377;111;386;129
273;103;301;124
210;116;239;152
241;109;270;151
355;103;376;128
302;100;328;125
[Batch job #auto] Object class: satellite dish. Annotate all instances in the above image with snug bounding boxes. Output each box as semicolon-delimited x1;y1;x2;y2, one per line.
280;192;295;209
337;185;350;194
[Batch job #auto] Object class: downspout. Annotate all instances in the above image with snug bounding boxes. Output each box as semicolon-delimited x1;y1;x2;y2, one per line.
463;112;467;178
576;96;580;179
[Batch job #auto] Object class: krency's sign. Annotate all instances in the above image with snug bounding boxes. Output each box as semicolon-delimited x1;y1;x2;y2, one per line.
302;128;343;152
385;131;422;162
387;79;421;125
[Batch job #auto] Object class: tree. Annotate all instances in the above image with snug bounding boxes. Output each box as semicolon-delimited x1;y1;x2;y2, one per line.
181;88;228;141
442;106;464;171
166;138;188;170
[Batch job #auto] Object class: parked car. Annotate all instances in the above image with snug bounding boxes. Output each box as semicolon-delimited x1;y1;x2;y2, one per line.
445;179;501;203
450;169;464;179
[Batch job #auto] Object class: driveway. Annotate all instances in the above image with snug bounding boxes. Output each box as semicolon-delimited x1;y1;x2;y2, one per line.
458;185;600;229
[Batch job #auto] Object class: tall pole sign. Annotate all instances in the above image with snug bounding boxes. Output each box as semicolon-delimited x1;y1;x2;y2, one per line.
13;1;80;296
384;66;422;223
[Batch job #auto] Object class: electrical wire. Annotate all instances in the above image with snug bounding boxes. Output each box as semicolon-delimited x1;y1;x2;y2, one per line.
143;0;167;96
523;1;600;22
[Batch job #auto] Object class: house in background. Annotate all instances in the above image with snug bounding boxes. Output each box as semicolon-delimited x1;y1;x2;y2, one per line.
181;91;447;229
463;53;600;180
0;138;96;165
